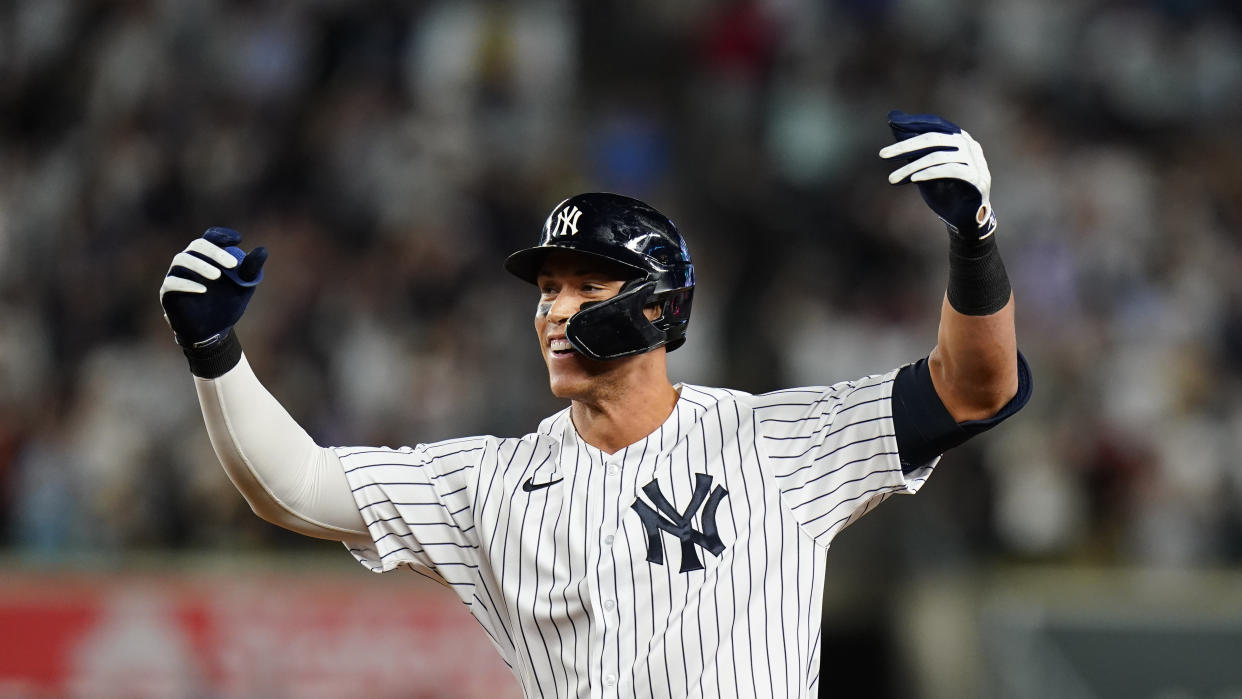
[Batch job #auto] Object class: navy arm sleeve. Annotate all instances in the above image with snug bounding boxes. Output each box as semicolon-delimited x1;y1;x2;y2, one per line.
891;352;1032;471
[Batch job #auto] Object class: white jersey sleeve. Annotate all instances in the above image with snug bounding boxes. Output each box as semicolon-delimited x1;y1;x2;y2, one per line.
750;367;936;546
335;439;489;586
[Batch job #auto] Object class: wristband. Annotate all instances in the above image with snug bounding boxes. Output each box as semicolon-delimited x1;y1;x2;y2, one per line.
946;231;1010;316
183;328;243;379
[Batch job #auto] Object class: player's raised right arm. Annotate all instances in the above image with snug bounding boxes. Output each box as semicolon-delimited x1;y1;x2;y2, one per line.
160;229;369;544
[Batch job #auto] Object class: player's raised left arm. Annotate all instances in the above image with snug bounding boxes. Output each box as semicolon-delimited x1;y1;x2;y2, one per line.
880;111;1022;422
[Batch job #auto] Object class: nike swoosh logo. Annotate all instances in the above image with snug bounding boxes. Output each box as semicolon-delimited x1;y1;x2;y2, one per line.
522;476;564;492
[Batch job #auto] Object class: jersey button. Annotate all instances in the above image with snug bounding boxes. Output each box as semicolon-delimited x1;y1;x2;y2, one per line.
607;466;620;477
604;674;617;687
603;599;615;611
604;535;615;546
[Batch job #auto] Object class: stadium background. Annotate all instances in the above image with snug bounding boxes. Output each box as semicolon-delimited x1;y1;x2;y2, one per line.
3;0;1242;696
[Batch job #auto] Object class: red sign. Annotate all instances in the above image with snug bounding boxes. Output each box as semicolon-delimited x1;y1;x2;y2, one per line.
0;571;521;697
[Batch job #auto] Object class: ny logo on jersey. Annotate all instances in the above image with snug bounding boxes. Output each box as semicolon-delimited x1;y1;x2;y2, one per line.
631;474;728;573
549;205;582;238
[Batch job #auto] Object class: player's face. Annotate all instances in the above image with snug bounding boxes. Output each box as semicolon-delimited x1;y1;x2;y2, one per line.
534;251;652;400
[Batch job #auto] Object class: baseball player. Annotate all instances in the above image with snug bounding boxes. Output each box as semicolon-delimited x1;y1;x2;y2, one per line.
160;111;1030;698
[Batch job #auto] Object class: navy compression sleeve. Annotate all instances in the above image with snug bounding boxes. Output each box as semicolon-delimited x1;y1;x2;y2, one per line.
891;352;1032;471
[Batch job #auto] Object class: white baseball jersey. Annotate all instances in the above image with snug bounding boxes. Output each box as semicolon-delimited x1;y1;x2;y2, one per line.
338;369;936;698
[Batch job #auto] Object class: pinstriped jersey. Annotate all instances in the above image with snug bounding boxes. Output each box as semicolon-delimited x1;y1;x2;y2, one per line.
337;369;936;699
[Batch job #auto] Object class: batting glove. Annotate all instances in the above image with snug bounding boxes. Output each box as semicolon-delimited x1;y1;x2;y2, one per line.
879;110;997;240
160;227;267;348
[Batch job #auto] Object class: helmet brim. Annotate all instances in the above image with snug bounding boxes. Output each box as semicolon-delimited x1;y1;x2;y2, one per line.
504;244;647;285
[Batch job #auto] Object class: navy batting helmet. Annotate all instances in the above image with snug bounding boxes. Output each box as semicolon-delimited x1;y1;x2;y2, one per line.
504;193;694;361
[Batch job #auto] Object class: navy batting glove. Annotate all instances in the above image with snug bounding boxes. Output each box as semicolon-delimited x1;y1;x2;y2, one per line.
160;227;267;348
879;110;997;240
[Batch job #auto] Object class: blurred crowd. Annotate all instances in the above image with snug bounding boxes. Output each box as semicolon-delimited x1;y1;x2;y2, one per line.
3;0;1242;573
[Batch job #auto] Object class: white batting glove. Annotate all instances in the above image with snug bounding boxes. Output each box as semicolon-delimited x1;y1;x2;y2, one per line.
879;111;997;240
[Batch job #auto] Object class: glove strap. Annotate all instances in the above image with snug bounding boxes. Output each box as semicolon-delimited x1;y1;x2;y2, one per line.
183;328;243;379
946;230;1010;316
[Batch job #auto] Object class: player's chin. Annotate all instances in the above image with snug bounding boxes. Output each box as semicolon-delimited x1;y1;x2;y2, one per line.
545;355;596;398
545;364;581;397
547;374;589;400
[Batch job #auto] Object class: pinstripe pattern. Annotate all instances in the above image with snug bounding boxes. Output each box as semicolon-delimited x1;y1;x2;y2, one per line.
337;368;935;698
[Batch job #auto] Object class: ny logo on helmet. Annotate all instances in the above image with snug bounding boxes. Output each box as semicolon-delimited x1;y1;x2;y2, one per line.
550;205;582;238
631;474;728;573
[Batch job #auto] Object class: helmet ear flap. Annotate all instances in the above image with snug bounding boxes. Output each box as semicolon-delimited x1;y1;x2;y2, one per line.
566;281;664;360
659;288;693;352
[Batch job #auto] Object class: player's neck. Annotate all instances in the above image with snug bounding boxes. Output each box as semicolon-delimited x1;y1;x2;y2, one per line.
569;370;679;455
